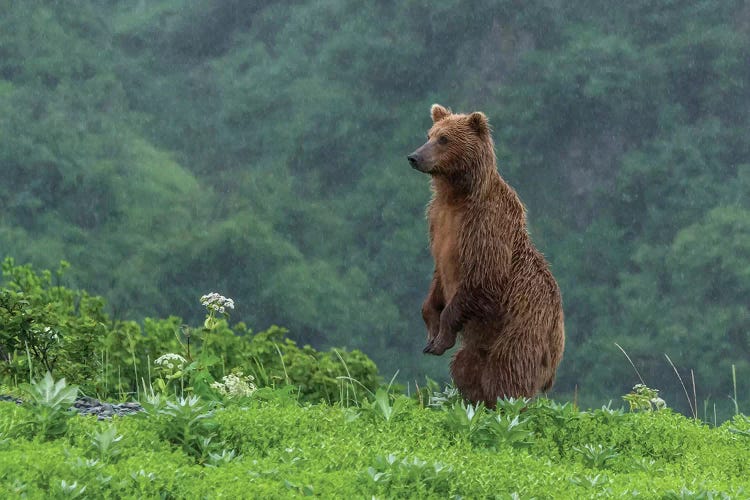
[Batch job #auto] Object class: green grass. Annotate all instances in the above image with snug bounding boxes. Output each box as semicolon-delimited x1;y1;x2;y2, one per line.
1;388;748;498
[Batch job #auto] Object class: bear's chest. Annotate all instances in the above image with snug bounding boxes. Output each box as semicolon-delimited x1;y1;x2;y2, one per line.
429;204;464;302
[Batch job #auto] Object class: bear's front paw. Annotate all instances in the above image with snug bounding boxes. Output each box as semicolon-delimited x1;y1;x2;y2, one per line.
422;334;455;356
423;339;436;354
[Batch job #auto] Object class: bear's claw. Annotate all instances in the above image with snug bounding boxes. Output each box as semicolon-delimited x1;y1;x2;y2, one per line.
423;340;449;356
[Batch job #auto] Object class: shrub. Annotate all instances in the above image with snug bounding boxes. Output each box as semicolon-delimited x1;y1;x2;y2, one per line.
0;259;380;403
0;258;106;391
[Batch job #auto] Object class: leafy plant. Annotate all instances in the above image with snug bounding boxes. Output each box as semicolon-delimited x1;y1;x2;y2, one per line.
592;402;628;423
368;388;409;423
427;384;463;409
1;391;750;497
728;415;750;438
19;372;78;440
441;397;534;450
154;395;217;462
569;473;611;489
487;414;534;449
21;372;78;409
165;292;236;397
57;480;87;498
444;401;485;439
623;384;667;412
628;456;661;473
152;353;187;397
574;444;620;469
365;454;455;497
495;397;531;417
88;424;123;463
206;448;242;468
661;487;733;499
283;479;315;496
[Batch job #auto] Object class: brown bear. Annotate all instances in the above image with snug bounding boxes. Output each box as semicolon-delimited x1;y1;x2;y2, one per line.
407;104;565;407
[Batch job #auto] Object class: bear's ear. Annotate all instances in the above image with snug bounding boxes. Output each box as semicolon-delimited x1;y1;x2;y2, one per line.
431;104;450;123
468;111;490;137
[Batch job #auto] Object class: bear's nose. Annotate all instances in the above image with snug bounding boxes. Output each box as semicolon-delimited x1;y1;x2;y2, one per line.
407;154;420;168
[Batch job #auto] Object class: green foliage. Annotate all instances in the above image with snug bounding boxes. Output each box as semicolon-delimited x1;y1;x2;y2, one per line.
442;399;534;450
0;258;105;387
371;388;398;423
488;413;535;449
444;400;488;445
88;424;123;463
0;259;380;404
1;391;749;497
425;383;464;409
573;444;619;469
19;372;78;440
365;454;455;498
623;383;667;412
152;395;217;463
205;448;243;468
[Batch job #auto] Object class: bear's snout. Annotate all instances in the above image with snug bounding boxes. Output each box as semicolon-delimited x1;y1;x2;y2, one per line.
407;153;421;169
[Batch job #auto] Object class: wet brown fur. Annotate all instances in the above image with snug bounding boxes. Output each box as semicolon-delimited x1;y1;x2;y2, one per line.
410;104;565;407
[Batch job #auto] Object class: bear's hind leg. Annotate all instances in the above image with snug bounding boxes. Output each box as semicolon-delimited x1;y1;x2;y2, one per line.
481;345;540;407
450;348;486;405
480;354;536;407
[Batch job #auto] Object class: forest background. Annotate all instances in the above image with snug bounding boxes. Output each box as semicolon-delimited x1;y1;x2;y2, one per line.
1;0;749;418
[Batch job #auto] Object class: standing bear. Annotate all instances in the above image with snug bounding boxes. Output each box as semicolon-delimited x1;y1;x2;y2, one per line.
408;104;565;407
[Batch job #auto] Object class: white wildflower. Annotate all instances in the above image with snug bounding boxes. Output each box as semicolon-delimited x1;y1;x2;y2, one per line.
155;353;187;372
211;372;256;399
200;292;235;314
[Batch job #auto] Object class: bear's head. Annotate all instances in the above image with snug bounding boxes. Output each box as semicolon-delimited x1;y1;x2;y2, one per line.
407;104;493;183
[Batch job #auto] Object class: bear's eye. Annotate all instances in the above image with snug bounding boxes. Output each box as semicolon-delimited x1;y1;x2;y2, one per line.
438;136;449;145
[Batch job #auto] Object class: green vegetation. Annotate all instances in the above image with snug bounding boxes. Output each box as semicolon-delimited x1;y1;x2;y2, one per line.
1;261;748;496
1;0;749;419
1;378;749;497
0;258;379;404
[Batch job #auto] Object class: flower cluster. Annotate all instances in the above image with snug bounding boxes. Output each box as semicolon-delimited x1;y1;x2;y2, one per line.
200;292;235;314
623;383;666;412
154;353;187;373
210;372;256;399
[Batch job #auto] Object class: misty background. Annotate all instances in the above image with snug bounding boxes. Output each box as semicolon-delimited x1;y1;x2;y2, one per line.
1;0;748;417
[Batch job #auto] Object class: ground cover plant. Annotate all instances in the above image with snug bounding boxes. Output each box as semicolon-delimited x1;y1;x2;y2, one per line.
1;261;749;497
0;381;748;498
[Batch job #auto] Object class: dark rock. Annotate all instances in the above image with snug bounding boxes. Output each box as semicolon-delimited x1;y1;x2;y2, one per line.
0;395;22;405
0;394;144;418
